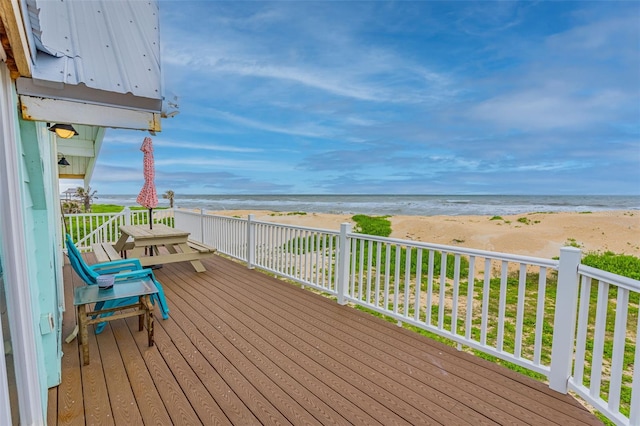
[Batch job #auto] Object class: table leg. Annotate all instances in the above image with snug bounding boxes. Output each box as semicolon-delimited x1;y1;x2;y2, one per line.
129;246;145;259
143;295;154;347
138;299;144;332
176;242;206;272
113;232;130;252
78;304;89;365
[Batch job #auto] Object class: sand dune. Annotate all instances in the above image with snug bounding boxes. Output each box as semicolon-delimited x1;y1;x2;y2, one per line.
207;210;639;259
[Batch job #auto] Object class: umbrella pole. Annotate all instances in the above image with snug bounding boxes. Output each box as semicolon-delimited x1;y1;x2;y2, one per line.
149;208;153;229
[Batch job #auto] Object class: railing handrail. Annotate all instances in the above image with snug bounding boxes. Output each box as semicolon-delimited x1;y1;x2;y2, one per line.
76;211;124;247
348;231;560;269
579;263;640;292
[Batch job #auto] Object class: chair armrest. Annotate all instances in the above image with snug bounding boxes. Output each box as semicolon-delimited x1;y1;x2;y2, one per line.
91;258;143;274
112;269;156;282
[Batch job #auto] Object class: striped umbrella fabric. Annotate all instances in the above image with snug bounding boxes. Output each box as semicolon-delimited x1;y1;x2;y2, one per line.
136;137;158;228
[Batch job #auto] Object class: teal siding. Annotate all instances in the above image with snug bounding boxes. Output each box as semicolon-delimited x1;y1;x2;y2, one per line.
18;118;61;392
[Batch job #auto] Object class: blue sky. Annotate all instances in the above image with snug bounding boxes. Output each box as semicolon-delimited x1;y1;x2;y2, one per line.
87;1;640;196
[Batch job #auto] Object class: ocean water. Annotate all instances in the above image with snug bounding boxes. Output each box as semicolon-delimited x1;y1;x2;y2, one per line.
97;194;640;217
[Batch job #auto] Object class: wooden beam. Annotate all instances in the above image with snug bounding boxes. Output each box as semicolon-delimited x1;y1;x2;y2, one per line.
58;173;85;180
20;95;162;132
0;0;32;77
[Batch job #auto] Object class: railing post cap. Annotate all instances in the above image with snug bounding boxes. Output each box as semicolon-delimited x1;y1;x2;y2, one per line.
560;246;581;253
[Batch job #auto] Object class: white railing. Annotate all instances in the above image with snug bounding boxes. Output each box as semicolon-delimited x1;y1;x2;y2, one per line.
342;228;560;376
63;207;174;251
565;265;640;425
89;207;639;425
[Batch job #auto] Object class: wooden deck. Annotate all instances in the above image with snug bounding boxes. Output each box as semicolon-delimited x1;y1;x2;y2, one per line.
49;253;602;425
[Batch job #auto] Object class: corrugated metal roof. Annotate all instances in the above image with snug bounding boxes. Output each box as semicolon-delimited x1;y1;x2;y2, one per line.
27;0;162;109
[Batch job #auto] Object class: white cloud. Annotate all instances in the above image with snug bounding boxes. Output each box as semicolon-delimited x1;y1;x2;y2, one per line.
470;88;629;131
206;109;338;139
155;157;294;172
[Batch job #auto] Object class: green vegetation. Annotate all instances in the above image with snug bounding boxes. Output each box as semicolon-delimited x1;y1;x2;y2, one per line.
270;211;308;216
517;217;529;224
63;204;171;241
583;251;640;280
89;204;125;213
352;214;392;237
490;216;503;221
565;238;582;248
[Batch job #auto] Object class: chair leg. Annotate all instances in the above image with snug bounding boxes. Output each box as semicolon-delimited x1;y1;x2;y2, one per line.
151;279;170;319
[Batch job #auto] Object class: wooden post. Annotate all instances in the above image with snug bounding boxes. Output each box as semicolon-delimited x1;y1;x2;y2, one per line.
247;214;255;269
337;223;352;305
549;246;582;393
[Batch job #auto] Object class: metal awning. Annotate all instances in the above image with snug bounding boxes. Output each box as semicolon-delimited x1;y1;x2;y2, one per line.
17;0;163;132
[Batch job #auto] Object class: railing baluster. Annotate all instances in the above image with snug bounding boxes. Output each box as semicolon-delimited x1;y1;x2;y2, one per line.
384;243;391;311
426;250;434;326
465;255;475;341
438;252;447;330
533;267;547;366
414;249;423;322
515;263;527;358
630;310;640;425
608;287;629;412
481;258;491;346
358;239;365;301
375;242;382;308
393;245;401;314
497;260;508;352
451;254;461;335
404;246;412;318
590;281;610;398
366;240;373;304
573;276;591;385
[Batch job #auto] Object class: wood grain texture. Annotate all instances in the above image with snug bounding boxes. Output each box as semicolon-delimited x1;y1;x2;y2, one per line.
51;253;602;425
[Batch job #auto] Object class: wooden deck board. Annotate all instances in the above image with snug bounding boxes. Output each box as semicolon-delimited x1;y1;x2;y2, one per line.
110;319;173;425
51;253;602;425
57;262;85;426
175;262;476;425
166;267;390;425
207;263;513;423
213;263;577;425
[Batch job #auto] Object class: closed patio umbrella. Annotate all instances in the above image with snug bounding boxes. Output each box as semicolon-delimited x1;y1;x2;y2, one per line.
136;136;158;229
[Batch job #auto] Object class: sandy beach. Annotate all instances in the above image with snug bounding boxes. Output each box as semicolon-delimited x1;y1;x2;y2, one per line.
207;210;640;259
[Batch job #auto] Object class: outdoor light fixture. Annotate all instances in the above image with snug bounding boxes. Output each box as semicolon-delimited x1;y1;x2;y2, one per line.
48;123;78;139
57;154;70;167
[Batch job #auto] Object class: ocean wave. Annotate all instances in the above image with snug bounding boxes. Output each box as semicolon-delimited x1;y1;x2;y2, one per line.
97;194;640;216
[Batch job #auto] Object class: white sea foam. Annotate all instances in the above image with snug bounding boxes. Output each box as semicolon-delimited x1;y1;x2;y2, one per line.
96;194;640;216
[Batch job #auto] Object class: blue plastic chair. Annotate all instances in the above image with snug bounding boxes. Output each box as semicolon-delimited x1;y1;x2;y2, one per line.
65;234;169;333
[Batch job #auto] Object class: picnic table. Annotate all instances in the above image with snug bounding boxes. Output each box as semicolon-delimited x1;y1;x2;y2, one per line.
106;223;215;272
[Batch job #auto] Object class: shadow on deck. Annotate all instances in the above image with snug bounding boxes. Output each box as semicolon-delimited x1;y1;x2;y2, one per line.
49;253;602;425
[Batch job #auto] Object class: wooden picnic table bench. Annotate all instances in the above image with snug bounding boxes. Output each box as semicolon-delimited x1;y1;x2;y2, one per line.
110;224;216;272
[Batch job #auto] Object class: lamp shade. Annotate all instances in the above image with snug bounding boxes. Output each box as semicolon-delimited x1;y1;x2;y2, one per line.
48;124;79;139
58;156;70;166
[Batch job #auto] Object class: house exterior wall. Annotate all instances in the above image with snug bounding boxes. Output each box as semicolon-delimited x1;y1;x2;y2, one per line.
0;61;46;424
1;0;165;421
19;118;63;388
